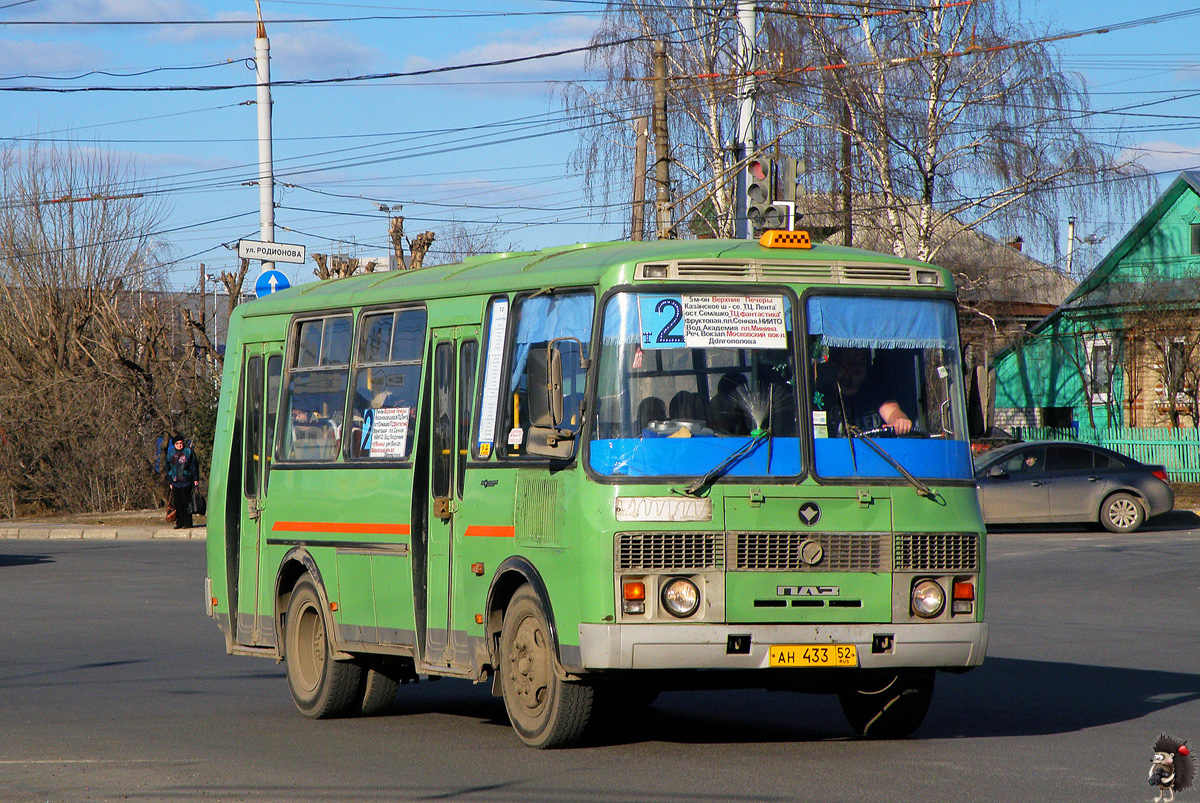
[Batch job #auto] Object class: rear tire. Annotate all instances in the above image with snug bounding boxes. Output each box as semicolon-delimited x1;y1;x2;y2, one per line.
1100;492;1144;533
499;586;594;748
358;660;403;716
838;669;934;739
283;578;364;718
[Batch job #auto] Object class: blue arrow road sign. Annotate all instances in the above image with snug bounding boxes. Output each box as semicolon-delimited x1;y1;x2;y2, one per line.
255;269;291;299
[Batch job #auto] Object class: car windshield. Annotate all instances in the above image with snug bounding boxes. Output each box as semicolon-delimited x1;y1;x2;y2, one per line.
589;291;800;478
807;295;972;480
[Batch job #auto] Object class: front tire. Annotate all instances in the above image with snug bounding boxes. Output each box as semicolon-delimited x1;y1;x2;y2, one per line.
838;669;934;739
1101;492;1144;533
499;586;594;748
283;578;364;718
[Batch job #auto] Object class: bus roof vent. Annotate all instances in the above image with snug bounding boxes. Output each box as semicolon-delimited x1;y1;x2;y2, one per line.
673;261;756;280
759;264;836;283
841;264;916;284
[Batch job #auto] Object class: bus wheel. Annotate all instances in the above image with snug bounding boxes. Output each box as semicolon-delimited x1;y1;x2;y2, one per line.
499;586;594;748
838;669;934;739
283;578;364;718
358;663;401;716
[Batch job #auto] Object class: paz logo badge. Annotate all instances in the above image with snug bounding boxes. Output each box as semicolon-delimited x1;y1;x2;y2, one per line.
798;501;821;526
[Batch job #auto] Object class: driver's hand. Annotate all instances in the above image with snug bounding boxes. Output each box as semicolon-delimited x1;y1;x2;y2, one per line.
891;417;913;435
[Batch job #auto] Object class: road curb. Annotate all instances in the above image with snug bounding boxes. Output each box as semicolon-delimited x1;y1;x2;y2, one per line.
0;525;204;540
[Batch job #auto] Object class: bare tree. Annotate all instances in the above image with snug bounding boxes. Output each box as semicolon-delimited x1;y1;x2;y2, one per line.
1122;271;1200;428
0;143;206;515
567;1;1148;260
426;220;517;267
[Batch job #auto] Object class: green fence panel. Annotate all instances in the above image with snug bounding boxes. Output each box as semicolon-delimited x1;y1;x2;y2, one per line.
1013;426;1200;482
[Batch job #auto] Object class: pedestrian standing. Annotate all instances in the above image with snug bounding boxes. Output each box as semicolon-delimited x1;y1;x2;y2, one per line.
168;435;199;530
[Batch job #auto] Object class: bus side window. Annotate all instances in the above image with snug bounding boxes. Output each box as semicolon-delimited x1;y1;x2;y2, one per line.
280;314;353;462
501;291;594;457
346;307;426;461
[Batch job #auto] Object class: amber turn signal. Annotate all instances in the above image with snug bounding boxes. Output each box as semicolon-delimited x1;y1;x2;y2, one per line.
952;582;974;601
623;581;646;601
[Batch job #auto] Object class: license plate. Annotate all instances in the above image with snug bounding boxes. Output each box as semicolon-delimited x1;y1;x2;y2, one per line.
769;644;858;667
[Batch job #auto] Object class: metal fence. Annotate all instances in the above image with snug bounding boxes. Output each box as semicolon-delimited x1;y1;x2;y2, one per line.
1014;426;1200;482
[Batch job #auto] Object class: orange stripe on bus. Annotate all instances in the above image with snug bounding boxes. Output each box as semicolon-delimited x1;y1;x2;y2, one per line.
464;525;516;538
272;521;411;536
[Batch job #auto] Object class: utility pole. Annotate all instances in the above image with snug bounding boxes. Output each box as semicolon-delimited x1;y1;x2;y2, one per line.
652;41;672;239
631;116;648;241
1066;216;1077;277
734;0;757;239
254;1;276;274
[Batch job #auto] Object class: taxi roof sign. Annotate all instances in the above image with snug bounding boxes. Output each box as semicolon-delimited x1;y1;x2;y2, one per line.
759;230;812;249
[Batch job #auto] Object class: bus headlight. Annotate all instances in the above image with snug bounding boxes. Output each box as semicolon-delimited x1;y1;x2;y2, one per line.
661;577;701;618
911;580;945;619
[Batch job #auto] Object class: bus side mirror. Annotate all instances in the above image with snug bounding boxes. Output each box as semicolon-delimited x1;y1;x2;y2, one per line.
526;339;587;459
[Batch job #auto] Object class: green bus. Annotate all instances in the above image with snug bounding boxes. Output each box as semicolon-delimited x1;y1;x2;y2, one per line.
205;230;987;748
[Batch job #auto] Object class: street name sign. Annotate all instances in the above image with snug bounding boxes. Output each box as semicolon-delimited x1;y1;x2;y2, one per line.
255;269;291;299
238;239;306;264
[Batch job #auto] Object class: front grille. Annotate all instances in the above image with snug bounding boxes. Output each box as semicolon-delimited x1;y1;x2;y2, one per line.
616;532;724;571
734;532;890;571
894;532;979;571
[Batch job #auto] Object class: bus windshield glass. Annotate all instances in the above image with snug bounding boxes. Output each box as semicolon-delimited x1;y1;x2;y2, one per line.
807;294;971;480
589;291;800;478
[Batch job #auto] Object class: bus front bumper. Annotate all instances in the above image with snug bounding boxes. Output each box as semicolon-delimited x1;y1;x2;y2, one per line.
576;621;987;671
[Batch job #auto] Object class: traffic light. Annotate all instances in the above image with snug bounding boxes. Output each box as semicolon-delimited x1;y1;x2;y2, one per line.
746;156;772;235
762;201;795;231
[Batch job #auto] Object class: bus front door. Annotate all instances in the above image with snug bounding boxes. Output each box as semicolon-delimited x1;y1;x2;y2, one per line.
236;345;282;647
421;327;478;670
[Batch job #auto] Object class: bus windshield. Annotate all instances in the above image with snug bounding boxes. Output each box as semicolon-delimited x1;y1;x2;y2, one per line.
807;294;972;480
589;291;800;478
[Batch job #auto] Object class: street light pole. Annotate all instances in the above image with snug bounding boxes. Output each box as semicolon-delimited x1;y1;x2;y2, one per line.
254;0;276;275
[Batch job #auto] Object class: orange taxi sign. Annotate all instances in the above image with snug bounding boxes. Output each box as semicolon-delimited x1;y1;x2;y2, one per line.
759;230;812;249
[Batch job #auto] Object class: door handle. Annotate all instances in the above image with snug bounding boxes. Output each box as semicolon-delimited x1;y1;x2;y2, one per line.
1029;481;1044;487
1088;476;1100;482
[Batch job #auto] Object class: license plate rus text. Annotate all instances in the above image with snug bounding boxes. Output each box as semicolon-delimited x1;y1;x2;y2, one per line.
769;644;858;667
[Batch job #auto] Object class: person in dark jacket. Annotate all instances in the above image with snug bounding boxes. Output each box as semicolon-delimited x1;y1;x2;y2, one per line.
167;435;199;529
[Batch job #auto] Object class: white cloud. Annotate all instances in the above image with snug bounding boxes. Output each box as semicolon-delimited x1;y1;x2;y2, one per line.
15;0;200;22
268;29;381;76
402;18;601;91
1121;140;1200;174
0;39;108;74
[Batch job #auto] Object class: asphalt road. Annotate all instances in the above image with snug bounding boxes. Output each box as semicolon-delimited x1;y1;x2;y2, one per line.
1;519;1198;803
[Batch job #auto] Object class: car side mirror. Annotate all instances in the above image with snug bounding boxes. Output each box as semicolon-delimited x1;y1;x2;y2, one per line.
987;464;1008;479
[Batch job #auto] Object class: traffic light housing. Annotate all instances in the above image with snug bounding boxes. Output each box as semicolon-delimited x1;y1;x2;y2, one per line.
746;156;772;235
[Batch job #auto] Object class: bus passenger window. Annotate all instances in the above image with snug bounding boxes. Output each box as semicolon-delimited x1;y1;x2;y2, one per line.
347;307;426;461
502;291;594;458
280;314;352;462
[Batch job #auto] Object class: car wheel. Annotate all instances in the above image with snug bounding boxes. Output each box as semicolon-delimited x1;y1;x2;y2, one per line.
284;578;364;718
499;586;594;748
1100;492;1144;533
838;669;935;739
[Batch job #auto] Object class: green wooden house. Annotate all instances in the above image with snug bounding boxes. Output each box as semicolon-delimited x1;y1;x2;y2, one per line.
992;171;1200;433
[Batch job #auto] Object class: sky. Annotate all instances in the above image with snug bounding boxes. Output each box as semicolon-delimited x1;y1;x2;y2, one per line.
2;0;1200;292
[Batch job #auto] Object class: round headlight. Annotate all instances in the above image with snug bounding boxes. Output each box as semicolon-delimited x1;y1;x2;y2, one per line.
911;580;945;619
660;577;701;618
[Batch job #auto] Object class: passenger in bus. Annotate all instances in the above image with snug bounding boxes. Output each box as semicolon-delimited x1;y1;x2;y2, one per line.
817;347;913;436
637;396;667;433
708;372;755;436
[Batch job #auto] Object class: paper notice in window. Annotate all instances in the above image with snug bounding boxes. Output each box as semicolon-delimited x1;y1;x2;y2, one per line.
369;407;411;458
681;295;786;349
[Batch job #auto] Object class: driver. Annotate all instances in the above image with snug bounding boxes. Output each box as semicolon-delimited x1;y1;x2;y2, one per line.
817;347;913;436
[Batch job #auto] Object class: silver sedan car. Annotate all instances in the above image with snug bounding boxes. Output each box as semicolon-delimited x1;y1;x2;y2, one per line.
974;441;1174;533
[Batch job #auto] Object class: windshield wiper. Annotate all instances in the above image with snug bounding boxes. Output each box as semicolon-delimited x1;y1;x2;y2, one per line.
681;428;771;497
845;425;937;500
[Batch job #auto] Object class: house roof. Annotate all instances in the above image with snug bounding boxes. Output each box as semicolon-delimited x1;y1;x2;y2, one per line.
1062;170;1200;310
798;199;1074;307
